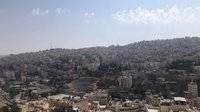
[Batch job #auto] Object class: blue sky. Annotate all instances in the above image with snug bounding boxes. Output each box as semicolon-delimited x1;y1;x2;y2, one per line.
1;0;200;55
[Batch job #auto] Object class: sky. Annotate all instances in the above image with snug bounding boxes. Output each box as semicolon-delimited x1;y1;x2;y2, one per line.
1;0;200;55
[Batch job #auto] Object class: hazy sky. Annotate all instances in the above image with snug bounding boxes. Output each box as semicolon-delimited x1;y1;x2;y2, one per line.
1;0;200;55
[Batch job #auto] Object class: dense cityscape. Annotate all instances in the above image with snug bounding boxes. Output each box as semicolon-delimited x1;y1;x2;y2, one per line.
0;37;200;111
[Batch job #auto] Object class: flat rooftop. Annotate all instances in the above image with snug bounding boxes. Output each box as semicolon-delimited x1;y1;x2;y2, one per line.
174;97;186;102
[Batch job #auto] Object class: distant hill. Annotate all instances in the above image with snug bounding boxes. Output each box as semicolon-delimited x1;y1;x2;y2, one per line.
1;37;200;79
0;55;6;58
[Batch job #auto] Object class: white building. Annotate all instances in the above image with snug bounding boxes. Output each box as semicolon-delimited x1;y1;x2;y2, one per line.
188;81;198;98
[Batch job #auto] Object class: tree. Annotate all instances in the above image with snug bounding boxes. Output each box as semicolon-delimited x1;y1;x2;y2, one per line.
9;102;21;112
0;106;10;112
0;103;21;112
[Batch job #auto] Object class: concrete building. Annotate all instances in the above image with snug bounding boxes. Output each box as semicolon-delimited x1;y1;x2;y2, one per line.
146;97;190;112
145;104;159;112
21;72;27;83
3;70;15;80
160;99;172;112
0;78;5;86
118;75;132;89
84;90;108;105
48;94;71;101
145;93;163;107
188;81;198;98
193;66;200;74
116;100;140;112
188;97;200;108
18;99;49;112
172;97;189;111
151;95;162;107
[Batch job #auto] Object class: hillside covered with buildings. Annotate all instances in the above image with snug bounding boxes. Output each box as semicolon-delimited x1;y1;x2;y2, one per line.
1;37;200;111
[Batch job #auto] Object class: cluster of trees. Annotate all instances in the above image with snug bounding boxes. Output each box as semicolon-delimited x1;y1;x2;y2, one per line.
167;58;200;73
51;104;73;112
0;103;21;112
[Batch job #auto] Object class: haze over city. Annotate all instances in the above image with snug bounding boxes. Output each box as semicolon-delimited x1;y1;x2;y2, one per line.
1;0;200;55
2;1;200;112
